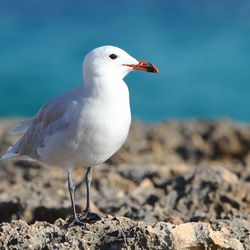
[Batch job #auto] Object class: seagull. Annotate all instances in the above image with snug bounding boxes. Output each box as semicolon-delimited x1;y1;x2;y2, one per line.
1;45;158;226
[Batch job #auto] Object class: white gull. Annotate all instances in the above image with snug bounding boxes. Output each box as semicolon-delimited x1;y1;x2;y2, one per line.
1;45;158;225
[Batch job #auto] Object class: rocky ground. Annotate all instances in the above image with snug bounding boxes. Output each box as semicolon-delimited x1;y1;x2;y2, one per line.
0;119;249;249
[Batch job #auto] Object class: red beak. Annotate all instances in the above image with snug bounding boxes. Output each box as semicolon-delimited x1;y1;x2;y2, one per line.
124;60;158;73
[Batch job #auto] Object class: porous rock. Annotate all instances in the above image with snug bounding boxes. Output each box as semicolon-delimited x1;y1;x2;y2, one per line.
0;119;250;249
0;216;248;250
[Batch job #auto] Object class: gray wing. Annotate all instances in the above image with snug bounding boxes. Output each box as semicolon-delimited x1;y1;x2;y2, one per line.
12;88;80;159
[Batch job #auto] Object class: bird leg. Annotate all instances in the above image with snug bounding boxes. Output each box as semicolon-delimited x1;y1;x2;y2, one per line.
80;166;101;222
85;166;92;213
67;170;84;226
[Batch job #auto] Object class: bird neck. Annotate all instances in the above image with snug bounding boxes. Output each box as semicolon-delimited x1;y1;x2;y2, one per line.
83;75;128;100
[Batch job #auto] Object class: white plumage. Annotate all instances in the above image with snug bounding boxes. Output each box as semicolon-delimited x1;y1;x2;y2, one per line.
1;45;158;225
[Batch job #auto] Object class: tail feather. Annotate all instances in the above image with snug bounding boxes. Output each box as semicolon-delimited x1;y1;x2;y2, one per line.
1;118;34;160
1;152;19;160
1;146;19;160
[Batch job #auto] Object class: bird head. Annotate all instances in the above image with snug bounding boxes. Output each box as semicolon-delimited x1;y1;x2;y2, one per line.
83;45;158;80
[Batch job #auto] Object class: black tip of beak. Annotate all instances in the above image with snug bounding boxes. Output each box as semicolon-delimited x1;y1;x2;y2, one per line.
124;60;158;73
148;63;159;73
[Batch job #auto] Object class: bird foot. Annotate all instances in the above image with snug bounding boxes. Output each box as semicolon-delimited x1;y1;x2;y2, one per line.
79;211;102;223
67;217;85;227
65;211;101;228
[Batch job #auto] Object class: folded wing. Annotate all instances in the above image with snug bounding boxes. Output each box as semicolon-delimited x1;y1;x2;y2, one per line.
2;87;81;160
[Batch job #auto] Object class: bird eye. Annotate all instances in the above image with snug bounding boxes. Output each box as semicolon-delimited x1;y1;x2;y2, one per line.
109;54;118;60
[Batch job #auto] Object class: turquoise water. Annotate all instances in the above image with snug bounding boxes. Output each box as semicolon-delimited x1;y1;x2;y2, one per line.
0;0;250;122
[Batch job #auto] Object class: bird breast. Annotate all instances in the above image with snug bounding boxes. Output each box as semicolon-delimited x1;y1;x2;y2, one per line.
71;82;131;166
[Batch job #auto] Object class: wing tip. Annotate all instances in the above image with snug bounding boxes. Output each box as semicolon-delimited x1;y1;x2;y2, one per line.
1;152;19;161
8;118;33;135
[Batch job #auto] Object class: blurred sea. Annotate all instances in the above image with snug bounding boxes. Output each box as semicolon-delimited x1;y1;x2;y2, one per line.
0;0;250;122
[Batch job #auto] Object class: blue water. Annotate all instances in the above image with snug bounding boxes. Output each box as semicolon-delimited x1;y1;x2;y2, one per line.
0;0;250;122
